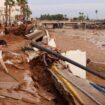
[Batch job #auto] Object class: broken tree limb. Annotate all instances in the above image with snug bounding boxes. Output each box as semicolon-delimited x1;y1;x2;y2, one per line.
31;42;105;79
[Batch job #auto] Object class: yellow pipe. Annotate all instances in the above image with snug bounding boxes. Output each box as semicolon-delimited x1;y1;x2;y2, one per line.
51;66;84;105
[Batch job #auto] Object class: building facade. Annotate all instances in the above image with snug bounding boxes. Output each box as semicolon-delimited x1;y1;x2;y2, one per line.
0;0;21;24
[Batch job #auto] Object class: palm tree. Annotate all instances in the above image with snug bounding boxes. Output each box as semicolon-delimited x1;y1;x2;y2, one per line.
0;10;2;23
16;0;28;17
95;10;98;20
8;0;15;25
16;0;32;21
78;12;85;21
25;5;32;20
4;0;9;26
4;0;15;26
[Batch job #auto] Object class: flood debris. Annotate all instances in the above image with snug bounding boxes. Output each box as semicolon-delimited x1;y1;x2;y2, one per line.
0;33;69;105
0;24;105;105
5;22;35;36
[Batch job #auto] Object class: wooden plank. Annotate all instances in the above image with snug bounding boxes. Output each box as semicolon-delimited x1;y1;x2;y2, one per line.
59;70;105;105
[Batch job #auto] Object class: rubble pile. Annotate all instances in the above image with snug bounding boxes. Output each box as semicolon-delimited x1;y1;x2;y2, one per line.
5;23;34;36
0;52;69;105
0;33;69;105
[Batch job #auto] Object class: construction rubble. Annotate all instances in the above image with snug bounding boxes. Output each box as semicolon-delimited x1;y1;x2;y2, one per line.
0;27;105;105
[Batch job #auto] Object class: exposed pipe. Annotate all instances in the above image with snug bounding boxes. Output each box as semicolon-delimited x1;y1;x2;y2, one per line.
31;42;105;80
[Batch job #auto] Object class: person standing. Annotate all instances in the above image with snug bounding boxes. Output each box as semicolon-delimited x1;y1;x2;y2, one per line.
0;40;8;73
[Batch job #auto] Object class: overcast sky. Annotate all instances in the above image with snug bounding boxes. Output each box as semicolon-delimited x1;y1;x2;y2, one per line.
0;0;105;19
28;0;105;19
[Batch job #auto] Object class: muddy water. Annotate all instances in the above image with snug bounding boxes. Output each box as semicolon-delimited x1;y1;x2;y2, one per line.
52;29;105;51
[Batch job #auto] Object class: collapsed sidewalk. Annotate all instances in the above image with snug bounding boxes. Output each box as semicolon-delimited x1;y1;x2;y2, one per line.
0;32;68;105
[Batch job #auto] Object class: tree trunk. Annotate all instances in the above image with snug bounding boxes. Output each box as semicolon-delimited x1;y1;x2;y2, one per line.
8;5;12;25
22;5;25;21
5;4;8;26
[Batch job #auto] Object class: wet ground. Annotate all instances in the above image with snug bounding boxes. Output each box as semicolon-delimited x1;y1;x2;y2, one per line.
51;29;105;51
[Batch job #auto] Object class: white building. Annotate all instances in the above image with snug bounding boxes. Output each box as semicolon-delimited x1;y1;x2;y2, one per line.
0;0;4;8
0;0;21;24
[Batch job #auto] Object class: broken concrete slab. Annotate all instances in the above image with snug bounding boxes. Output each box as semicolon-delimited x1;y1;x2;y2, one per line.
25;30;46;40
